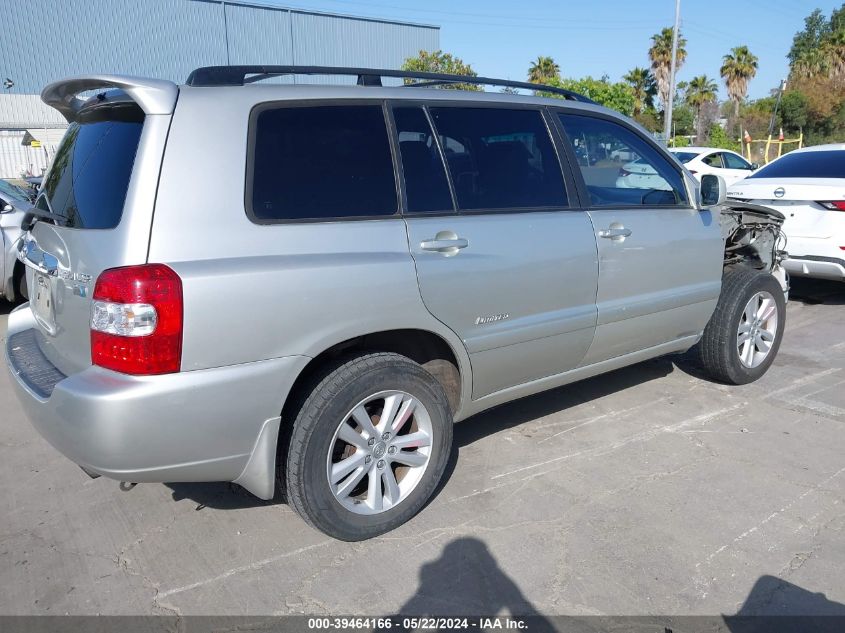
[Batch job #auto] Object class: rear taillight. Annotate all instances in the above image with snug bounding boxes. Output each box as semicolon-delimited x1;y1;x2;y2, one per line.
818;201;845;211
618;168;632;177
90;264;183;375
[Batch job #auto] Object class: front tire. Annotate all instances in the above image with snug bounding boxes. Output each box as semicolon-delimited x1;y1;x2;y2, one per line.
284;352;453;541
697;266;786;385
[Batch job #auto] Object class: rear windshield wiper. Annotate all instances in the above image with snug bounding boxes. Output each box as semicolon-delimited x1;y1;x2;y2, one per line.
24;208;70;228
22;194;70;230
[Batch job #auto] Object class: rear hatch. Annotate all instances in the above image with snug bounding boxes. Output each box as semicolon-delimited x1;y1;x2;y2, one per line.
727;178;845;239
20;77;177;376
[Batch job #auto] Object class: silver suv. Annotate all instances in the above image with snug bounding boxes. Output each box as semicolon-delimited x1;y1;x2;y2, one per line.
5;67;788;540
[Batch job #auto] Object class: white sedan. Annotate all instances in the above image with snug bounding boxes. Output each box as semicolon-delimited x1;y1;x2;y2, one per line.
727;143;845;281
669;147;758;186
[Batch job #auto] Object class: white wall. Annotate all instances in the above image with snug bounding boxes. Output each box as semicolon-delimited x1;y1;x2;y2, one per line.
0;131;56;179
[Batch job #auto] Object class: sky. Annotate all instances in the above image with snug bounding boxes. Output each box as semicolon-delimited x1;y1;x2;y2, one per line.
275;0;843;100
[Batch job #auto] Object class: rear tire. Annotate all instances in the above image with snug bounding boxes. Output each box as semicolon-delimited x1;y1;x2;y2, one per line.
696;266;786;385
284;352;453;541
13;263;27;303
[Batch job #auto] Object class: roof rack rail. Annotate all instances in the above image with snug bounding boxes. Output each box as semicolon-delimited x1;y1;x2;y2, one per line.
184;65;597;104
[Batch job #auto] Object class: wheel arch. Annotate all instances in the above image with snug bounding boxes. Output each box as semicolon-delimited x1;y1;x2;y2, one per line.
284;328;470;425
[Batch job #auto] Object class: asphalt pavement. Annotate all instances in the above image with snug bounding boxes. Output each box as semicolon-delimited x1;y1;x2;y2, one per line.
1;279;843;617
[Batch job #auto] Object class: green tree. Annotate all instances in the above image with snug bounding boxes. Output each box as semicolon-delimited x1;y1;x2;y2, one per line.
401;50;481;90
671;104;695;136
779;90;809;130
623;67;656;116
527;56;561;84
649;27;687;111
708;122;741;152
789;5;845;80
685;75;718;139
721;46;759;118
788;8;831;66
542;76;635;116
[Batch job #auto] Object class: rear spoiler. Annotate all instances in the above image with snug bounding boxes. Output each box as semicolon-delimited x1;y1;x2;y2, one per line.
41;75;178;122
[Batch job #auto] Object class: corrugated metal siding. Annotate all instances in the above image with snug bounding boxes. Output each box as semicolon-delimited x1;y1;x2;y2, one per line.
225;3;293;65
0;130;57;179
0;0;439;97
0;0;227;95
290;10;439;85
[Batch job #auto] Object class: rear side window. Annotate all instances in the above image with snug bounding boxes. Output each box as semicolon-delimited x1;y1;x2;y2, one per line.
723;152;752;170
249;105;398;221
428;107;567;210
393;107;454;213
672;151;698;164
703;153;723;168
749;151;845;179
36;103;143;229
558;113;688;207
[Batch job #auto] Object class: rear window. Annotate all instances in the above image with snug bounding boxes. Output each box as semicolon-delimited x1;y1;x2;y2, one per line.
0;179;29;204
248;105;398;222
36;103;143;229
749;151;845;179
672;152;698;164
427;107;567;210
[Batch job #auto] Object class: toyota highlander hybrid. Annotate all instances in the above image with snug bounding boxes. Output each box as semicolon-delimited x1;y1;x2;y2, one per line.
5;67;789;540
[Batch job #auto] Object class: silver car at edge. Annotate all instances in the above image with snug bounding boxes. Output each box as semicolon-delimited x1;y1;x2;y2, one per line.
4;67;789;540
0;179;31;302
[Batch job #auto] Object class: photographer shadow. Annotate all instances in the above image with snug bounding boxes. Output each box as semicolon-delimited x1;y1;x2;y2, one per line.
724;574;845;633
385;537;555;632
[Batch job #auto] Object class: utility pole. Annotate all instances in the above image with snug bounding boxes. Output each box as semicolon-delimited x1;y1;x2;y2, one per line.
768;78;787;137
663;0;681;144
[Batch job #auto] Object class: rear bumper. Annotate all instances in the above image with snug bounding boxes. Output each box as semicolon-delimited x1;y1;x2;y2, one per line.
783;256;845;281
4;305;309;499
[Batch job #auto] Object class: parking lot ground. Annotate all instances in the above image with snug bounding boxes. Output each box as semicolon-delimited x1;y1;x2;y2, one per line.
0;279;843;617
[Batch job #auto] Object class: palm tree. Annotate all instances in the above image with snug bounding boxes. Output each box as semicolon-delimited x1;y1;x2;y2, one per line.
623;67;656;116
720;46;759;118
685;75;718;140
528;56;561;84
823;29;845;79
648;27;687;112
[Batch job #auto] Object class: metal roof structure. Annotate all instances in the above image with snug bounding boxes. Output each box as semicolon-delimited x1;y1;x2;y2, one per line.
0;0;440;125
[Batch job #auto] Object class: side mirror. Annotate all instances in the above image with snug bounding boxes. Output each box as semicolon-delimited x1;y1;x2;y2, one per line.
750;162;759;170
1;201;13;214
700;174;727;207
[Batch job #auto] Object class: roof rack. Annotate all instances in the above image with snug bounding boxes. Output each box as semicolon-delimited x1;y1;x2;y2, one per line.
184;65;597;104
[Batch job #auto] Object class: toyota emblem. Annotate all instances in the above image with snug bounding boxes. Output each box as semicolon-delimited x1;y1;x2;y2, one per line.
774;187;785;198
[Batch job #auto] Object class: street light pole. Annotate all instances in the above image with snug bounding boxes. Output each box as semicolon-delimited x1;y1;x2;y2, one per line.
663;0;681;144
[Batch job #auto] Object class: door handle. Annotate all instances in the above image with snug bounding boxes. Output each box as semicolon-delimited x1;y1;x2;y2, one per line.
420;238;468;252
598;227;632;240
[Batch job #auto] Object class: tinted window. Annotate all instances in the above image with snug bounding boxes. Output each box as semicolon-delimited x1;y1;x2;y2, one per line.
748;151;845;178
428;107;567;210
37;104;143;229
393;107;454;213
723;152;752;170
0;179;29;204
558;114;688;207
672;152;698;164
250;105;397;221
702;153;723;168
